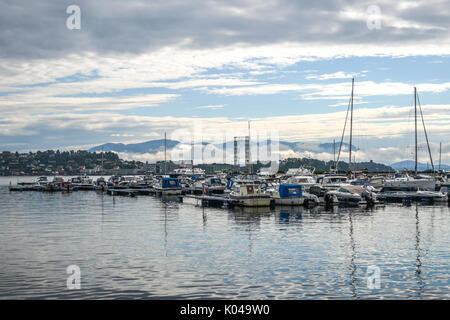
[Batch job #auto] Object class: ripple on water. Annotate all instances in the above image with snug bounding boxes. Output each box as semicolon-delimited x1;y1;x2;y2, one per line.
0;183;449;299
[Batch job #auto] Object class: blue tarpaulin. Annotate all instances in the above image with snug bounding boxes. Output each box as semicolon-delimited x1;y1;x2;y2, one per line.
162;177;180;188
279;184;302;198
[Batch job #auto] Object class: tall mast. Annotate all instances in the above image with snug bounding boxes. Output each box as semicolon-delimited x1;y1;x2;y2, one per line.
349;78;354;171
333;139;336;163
439;142;442;171
101;145;104;175
414;87;418;174
164;132;167;175
248;120;251;165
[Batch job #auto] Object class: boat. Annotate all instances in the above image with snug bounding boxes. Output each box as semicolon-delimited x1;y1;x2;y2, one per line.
229;182;272;207
203;177;226;194
325;185;377;206
32;176;50;191
107;175;120;188
441;171;450;188
285;175;317;192
377;186;448;203
46;176;65;192
369;176;385;188
383;172;435;191
383;87;438;192
96;177;107;188
114;176;138;189
71;175;96;190
269;184;319;206
154;177;182;195
310;174;350;197
172;167;206;176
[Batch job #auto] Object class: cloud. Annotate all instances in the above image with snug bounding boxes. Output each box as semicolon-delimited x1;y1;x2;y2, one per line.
195;105;225;110
1;103;449;163
3;0;450;60
305;71;359;80
203;80;450;99
1;0;450;166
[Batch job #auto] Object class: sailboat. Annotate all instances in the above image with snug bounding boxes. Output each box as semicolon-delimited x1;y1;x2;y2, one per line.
383;87;436;191
316;78;356;194
333;78;356;177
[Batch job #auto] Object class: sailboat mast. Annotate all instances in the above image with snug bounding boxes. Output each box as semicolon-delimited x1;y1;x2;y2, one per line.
414;87;418;174
349;78;354;171
439;142;442;171
102;147;104;175
164;132;167;175
333;139;336;163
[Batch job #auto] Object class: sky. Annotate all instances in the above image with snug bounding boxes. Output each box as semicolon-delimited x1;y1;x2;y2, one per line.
0;0;449;165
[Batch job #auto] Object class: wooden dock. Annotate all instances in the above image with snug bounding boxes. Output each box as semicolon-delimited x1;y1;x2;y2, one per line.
106;188;156;196
182;194;240;208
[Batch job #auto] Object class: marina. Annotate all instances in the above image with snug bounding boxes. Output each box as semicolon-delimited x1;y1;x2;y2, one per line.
7;170;450;206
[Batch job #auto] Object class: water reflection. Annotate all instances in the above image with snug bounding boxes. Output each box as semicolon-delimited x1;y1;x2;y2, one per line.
414;205;424;297
0;184;449;299
348;212;358;299
278;207;304;225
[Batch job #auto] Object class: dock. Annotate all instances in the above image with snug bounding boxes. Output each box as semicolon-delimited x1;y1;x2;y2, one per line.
182;194;241;208
106;188;156;196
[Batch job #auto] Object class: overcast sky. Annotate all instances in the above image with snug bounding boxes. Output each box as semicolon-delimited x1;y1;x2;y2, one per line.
1;0;449;164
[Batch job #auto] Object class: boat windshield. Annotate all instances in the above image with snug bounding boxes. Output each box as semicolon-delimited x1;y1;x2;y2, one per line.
325;177;347;183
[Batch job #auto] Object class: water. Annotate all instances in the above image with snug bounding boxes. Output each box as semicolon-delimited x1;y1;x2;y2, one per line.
0;177;449;299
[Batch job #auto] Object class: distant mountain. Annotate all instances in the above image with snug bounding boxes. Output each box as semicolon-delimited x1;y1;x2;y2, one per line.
390;160;450;171
280;158;393;173
89;139;358;155
89;139;180;153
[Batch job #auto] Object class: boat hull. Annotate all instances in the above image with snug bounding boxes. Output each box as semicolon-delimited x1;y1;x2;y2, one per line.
274;198;305;206
230;196;271;207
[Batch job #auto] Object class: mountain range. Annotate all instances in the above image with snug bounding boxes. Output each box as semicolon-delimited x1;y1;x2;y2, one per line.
390;160;450;171
89;139;357;156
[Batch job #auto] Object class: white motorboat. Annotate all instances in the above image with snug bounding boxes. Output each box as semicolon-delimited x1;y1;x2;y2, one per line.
203;177;226;194
377;186;448;203
268;183;319;206
383;172;435;191
154;177;182;195
229;182;271;207
325;185;377;206
71;175;96;190
285;175;317;192
32;176;50;190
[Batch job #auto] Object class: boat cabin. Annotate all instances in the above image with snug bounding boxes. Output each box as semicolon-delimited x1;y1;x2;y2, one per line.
231;184;263;197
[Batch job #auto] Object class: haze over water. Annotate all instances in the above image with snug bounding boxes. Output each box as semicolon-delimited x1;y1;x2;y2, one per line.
0;177;449;299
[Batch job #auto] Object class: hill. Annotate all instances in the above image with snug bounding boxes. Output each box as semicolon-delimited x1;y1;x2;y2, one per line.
390;160;450;171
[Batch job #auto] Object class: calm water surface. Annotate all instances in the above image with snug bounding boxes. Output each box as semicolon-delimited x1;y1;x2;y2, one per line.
0;177;449;299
